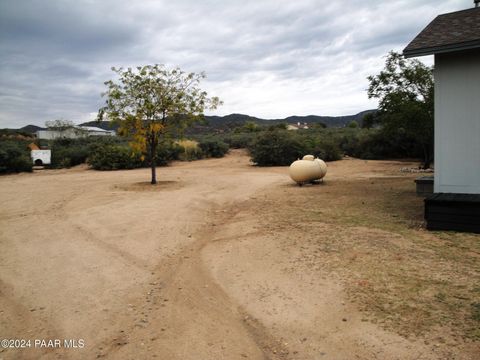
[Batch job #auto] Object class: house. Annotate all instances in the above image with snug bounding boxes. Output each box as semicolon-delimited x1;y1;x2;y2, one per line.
287;122;309;130
403;1;480;232
36;126;115;140
78;126;116;137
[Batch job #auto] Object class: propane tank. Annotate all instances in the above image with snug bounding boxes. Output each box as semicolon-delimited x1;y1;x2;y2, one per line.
289;155;327;185
314;158;327;178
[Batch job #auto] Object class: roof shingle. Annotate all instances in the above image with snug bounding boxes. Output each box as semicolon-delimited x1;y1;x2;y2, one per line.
403;7;480;57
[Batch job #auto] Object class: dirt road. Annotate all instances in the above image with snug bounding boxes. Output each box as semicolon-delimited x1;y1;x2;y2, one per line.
1;150;477;359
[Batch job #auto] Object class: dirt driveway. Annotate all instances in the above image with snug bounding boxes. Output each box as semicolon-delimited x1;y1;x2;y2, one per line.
1;150;478;359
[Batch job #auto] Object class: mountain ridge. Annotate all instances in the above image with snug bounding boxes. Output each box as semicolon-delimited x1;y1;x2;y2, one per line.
9;110;376;133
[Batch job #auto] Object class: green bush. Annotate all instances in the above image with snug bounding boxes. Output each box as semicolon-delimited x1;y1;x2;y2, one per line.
0;140;33;173
48;137;129;168
308;140;342;161
199;138;229;158
87;144;143;170
347;120;359;128
155;140;183;165
340;129;421;160
223;133;257;149
50;146;89;168
233;121;261;133
303;127;422;160
248;130;307;166
338;132;362;156
267;122;288;131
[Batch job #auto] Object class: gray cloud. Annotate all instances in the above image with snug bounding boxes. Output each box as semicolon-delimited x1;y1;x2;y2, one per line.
0;0;469;127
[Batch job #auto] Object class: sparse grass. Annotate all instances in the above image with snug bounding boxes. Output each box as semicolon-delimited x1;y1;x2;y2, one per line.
259;169;480;342
176;139;202;161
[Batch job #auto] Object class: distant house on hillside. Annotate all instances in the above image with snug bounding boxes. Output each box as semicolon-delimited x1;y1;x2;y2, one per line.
287;122;309;131
403;1;480;232
36;126;115;140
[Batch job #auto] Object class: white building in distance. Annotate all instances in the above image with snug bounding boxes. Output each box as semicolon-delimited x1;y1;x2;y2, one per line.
36;126;115;140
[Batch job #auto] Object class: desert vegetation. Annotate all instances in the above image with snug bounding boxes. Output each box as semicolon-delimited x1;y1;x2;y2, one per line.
1;53;433;174
0;134;230;173
0;138;33;173
0;121;427;173
191;124;425;166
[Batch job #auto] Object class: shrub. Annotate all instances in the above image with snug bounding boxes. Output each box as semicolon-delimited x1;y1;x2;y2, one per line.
87;144;143;170
268;122;288;131
199;138;229;158
0;140;33;173
248;130;307;166
344;129;422;160
47;137;129;168
176;139;203;161
224;133;256;149
50;146;89;168
308;140;342;161
338;131;362;156
234;121;261;133
347;120;359;128
8;155;33;172
155;140;183;165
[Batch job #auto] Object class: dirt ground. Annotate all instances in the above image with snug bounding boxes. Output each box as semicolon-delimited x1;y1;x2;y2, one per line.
1;150;479;360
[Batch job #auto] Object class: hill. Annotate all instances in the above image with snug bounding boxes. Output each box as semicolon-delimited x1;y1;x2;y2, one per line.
283;110;374;127
186;110;375;134
20;124;45;133
201;110;374;128
78;110;374;131
9;110;376;135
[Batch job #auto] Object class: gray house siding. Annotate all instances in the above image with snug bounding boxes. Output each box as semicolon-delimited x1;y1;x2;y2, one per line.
434;49;480;194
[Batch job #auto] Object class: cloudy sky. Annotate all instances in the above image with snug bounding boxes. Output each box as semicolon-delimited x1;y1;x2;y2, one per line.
0;0;470;128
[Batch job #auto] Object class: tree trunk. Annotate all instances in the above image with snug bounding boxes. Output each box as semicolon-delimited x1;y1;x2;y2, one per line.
151;159;156;184
150;139;157;185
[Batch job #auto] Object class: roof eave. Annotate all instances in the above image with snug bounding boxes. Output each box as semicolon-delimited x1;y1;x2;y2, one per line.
404;40;480;58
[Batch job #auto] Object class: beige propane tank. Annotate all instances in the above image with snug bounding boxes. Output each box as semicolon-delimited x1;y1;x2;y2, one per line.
314;158;327;178
302;154;315;161
289;159;323;184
